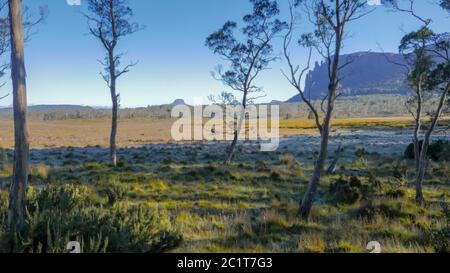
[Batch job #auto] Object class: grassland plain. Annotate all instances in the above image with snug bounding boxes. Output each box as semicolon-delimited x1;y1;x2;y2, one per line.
0;116;449;253
1;115;448;148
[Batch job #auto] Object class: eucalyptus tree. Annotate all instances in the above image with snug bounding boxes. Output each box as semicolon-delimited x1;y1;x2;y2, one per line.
85;0;142;166
7;0;29;231
3;0;46;231
283;0;374;219
206;0;287;164
386;0;450;204
441;0;450;11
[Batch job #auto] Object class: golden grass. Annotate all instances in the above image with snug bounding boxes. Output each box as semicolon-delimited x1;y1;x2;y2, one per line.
280;116;417;130
0;115;448;149
0;118;174;148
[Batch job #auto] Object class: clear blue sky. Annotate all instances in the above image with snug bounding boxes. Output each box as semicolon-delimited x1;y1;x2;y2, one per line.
0;0;448;107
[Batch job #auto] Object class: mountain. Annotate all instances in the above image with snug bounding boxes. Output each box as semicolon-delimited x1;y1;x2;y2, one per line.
171;99;186;106
287;52;409;103
0;105;97;120
28;105;94;112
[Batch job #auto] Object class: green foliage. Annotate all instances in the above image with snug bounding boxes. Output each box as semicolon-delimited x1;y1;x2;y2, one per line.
1;140;449;253
97;178;129;205
427;140;450;162
0;149;8;163
329;176;362;205
83;162;106;171
425;203;450;253
205;0;287;103
441;0;450;12
279;154;297;166
392;161;408;186
357;199;425;221
404;142;419;160
255;160;269;171
354;148;367;159
0;184;181;253
270;171;283;181
0;191;7;230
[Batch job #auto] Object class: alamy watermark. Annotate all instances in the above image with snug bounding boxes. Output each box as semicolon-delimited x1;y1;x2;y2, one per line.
66;0;81;5
171;102;280;152
367;0;383;6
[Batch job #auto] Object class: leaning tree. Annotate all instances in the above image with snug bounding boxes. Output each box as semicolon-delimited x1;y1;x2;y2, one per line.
85;0;142;167
206;0;287;164
283;0;374;219
386;0;450;204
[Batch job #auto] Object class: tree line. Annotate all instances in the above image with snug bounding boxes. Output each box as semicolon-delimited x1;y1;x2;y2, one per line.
0;0;449;234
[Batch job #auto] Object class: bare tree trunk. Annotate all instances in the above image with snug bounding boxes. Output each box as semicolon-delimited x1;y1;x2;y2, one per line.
8;0;29;231
327;144;342;175
413;84;423;174
415;81;449;204
109;51;118;167
225;130;239;164
413;83;423;203
299;102;333;219
299;29;341;219
110;88;118;167
415;153;427;204
225;91;247;165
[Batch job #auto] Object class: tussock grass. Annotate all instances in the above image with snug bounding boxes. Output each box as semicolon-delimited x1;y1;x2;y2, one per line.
0;131;449;253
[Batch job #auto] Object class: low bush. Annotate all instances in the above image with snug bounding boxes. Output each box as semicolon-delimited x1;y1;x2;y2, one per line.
96;178;129;205
405;140;450;162
356;199;424;221
0;184;181;253
279;154;297;166
255;160;269;172
0;150;8;163
425;203;450;253
428;140;450;162
329;176;362;205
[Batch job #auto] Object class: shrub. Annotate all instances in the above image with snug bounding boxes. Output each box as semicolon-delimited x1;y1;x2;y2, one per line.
405;140;450;162
404;142;419;160
279;154;297;166
0;150;8;163
270;171;283;181
0;191;7;227
428;140;450;162
33;184;91;212
97;179;129;205
425;203;450;253
255;160;269;171
329;176;362;205
385;188;407;199
355;148;367;159
392;161;407;186
29;165;49;181
0;184;181;253
83;162;106;171
357;199;424;221
148;180;168;193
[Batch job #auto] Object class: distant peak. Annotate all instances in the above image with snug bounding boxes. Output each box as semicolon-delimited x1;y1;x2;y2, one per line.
171;99;186;106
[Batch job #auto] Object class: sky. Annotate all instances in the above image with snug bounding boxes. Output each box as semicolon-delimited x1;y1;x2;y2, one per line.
0;0;448;107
